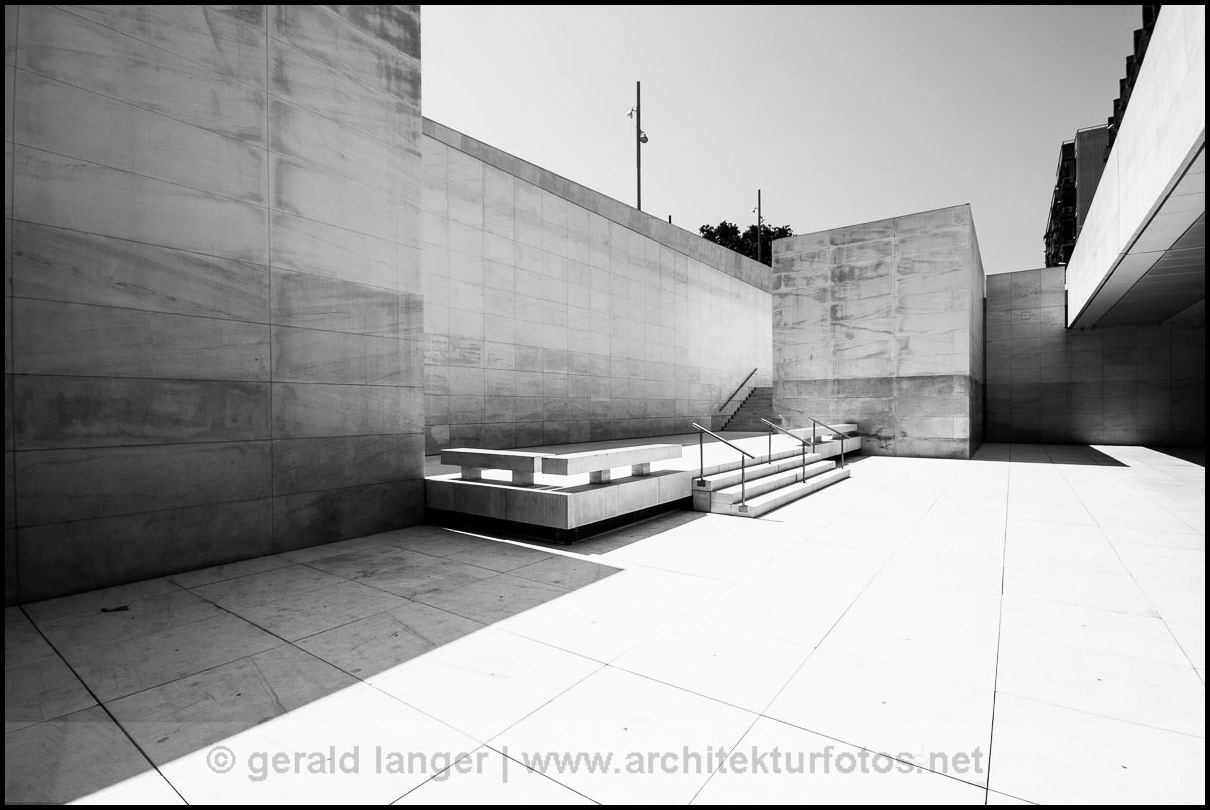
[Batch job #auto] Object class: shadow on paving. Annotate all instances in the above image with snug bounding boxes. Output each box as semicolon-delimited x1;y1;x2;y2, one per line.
4;525;623;803
525;509;711;556
972;443;1128;466
1147;446;1206;467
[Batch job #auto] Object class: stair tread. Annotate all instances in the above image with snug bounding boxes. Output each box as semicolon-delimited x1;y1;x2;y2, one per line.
733;468;850;514
743;467;847;502
711;461;836;502
696;453;822;488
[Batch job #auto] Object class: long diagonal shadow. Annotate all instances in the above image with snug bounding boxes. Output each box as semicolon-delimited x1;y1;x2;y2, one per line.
6;524;638;803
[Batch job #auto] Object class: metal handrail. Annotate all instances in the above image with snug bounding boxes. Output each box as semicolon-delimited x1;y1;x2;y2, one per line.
691;422;756;505
760;417;812;481
717;368;758;413
759;417;809;446
805;417;852;468
690;423;755;459
812;419;854;440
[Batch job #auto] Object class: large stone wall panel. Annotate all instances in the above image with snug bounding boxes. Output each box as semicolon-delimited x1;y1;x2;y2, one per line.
269;97;412;196
772;205;984;457
16;441;272;525
13;299;270;381
13;375;271;449
272;5;419;96
66;5;269;81
15;71;267;204
323;6;420;60
271;327;422;386
270;211;419;292
271;433;424;495
270;269;421;338
8;5;424;603
271;382;423;439
271;479;425;553
14;147;268;263
269;38;413;149
11;222;271;321
270;152;417;244
18;5;265;143
16;498;274;602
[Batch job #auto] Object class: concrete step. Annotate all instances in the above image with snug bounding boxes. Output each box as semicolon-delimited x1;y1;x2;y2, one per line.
728;406;772;415
710;460;836;505
729;467;851;517
694;453;823;491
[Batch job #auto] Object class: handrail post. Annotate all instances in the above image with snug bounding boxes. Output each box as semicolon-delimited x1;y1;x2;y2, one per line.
767;426;772;461
840;434;846;469
812;419;817;448
698;431;704;482
740;457;746;505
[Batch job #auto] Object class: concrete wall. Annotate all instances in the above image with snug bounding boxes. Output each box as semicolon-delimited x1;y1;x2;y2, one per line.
420;119;773;453
1066;5;1205;325
5;5;424;603
772;205;985;459
986;266;1205;445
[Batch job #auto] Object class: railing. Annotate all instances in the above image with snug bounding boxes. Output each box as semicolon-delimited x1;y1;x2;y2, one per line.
759;417;813;478
717;368;759;413
691;422;756;505
804;417;852;468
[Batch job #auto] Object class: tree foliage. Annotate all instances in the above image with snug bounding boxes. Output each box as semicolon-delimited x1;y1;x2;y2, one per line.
698;221;794;266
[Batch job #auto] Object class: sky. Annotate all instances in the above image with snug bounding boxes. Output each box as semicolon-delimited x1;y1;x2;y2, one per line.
421;5;1144;274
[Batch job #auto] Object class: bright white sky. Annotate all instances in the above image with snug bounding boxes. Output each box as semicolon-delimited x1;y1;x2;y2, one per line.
421;4;1143;274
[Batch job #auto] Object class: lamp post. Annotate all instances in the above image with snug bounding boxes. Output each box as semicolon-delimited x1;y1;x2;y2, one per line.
628;81;648;210
753;189;764;264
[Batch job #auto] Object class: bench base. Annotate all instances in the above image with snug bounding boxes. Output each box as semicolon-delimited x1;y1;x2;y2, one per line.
461;467;534;486
425;468;690;532
426;499;690;545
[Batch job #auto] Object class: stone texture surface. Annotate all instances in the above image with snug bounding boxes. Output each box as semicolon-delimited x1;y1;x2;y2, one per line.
6;5;424;603
420;119;773;453
985;267;1205;445
771;206;985;458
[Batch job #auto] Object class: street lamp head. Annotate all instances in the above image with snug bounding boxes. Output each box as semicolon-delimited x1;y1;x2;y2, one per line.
627;108;635;119
639;131;649;144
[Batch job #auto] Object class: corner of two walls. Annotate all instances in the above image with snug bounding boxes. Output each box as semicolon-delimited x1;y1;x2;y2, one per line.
985;266;1206;446
5;5;425;604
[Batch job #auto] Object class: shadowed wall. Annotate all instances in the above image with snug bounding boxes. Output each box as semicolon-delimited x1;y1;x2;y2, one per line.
5;5;424;602
986;266;1205;445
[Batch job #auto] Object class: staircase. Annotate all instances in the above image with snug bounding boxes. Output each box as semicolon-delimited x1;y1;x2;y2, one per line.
723;386;775;430
691;426;858;518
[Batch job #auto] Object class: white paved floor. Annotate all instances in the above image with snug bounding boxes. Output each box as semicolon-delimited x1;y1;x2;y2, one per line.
4;443;1204;804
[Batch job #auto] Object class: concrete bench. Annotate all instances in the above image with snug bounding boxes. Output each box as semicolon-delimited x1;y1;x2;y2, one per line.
440;448;552;486
790;423;858;443
541;444;682;484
